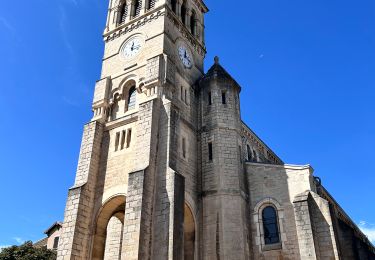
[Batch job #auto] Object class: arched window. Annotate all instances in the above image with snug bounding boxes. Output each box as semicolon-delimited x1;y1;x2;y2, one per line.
119;3;128;24
133;0;142;18
262;206;280;245
181;1;187;25
147;0;156;10
171;0;177;13
247;145;252;161
128;86;136;110
190;10;196;35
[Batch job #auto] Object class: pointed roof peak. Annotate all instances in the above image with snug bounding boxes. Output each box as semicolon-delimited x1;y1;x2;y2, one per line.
200;57;240;89
214;56;220;65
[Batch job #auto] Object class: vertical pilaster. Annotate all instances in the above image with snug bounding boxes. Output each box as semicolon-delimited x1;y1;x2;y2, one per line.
309;192;340;259
185;9;191;29
168;172;185;260
121;98;161;260
57;121;103;260
176;0;182;20
293;192;318;260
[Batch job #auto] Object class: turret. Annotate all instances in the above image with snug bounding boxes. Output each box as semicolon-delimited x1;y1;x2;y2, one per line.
198;57;250;259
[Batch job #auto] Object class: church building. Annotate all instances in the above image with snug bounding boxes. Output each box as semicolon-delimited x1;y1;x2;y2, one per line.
57;0;375;259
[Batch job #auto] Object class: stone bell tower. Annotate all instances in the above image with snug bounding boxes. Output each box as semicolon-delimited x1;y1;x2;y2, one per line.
57;0;209;259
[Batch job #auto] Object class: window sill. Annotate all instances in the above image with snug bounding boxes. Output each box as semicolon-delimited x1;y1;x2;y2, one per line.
262;243;282;251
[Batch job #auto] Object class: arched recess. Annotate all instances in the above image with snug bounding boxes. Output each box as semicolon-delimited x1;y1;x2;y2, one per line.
92;195;126;260
184;203;195;260
121;79;137;112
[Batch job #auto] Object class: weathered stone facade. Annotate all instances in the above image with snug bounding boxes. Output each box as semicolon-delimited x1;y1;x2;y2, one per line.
57;0;375;259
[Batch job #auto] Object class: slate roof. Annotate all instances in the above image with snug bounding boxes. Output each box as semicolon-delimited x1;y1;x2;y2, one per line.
200;57;241;91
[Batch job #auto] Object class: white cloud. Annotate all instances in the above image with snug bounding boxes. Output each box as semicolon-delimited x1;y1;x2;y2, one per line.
359;221;375;244
12;237;24;244
58;6;74;54
62;96;80;107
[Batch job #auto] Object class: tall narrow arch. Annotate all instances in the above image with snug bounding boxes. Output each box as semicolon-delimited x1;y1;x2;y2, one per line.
91;196;126;260
147;0;156;10
190;10;196;35
103;213;124;260
181;1;187;25
119;2;128;24
184;203;195;260
133;0;142;18
171;0;177;13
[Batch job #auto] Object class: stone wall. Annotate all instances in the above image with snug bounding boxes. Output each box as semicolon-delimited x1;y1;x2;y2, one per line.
246;163;315;259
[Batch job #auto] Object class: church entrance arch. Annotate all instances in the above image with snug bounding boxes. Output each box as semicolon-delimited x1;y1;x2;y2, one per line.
91;195;126;260
184;203;196;260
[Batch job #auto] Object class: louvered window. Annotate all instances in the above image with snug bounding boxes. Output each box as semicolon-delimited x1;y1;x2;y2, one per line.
120;4;128;24
133;0;142;18
128;86;136;110
148;0;156;10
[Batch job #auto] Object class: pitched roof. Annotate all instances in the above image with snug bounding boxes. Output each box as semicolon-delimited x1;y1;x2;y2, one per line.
200;56;241;90
44;222;63;235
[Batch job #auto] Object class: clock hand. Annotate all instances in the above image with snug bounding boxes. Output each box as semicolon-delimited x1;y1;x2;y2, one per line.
131;42;134;51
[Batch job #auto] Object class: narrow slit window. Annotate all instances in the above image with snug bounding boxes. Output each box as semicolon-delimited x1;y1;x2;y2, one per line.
185;89;188;105
121;130;126;150
208;142;213;161
115;132;120;151
181;86;184;101
182;138;186;158
126;129;132;148
239;146;242;163
208;92;212;105
53;237;59;249
222;91;226;104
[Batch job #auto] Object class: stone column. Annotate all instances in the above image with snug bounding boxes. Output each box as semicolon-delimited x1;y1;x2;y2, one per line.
130;0;136;19
185;9;191;28
176;0;182;20
57;121;103;260
124;0;132;24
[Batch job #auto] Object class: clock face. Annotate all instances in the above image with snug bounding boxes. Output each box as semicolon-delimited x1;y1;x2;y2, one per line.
178;46;193;69
121;37;143;59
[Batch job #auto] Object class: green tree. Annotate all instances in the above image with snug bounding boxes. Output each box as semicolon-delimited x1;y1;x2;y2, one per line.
0;241;56;260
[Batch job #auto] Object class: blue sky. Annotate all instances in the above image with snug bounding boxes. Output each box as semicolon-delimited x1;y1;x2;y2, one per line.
0;0;374;247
